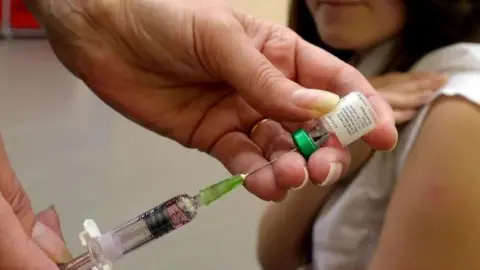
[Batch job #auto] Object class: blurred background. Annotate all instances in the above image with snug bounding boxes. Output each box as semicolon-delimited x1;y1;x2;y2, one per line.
1;0;289;269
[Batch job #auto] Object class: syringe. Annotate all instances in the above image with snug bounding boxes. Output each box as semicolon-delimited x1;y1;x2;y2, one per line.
58;174;246;270
58;91;377;270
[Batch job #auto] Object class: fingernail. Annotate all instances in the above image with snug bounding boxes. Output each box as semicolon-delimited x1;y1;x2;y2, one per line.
292;89;340;115
320;162;343;186
293;167;309;190
33;221;73;263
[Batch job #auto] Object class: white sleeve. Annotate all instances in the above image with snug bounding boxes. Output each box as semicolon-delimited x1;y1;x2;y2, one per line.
395;71;480;175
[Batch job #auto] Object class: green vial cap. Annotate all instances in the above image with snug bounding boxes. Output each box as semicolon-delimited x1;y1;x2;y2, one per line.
292;129;318;159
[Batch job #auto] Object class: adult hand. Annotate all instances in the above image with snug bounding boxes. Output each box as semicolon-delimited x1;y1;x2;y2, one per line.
0;136;71;269
30;0;397;201
370;72;448;124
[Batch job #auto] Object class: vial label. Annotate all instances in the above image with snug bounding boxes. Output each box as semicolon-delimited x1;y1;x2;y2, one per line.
322;92;377;146
166;203;190;229
141;195;196;238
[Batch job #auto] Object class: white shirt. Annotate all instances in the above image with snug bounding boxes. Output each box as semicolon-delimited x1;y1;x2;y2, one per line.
308;42;480;270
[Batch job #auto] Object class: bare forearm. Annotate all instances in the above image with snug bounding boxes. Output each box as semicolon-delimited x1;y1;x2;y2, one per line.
257;182;333;270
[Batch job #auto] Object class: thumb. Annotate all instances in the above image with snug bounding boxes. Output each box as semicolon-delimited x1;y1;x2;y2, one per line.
0;135;69;268
34;206;73;264
0;195;60;269
212;17;340;121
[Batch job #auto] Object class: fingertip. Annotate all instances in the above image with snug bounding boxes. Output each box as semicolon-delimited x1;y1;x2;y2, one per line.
32;221;72;264
307;147;349;185
243;169;287;202
365;95;398;151
36;205;64;241
270;192;288;203
362;123;398;151
307;158;331;185
211;133;291;201
292;167;309;190
272;152;308;189
244;184;287;202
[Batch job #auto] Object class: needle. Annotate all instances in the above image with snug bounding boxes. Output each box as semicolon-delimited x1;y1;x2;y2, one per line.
242;131;330;179
243;148;298;179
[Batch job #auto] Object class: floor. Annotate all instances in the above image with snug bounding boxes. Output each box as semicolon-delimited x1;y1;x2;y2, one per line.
0;39;267;270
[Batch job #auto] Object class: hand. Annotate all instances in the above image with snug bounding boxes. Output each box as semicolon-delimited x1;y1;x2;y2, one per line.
31;0;397;201
370;72;448;124
0;136;72;269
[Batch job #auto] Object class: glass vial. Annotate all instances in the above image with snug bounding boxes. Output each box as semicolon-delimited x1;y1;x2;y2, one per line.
292;91;378;159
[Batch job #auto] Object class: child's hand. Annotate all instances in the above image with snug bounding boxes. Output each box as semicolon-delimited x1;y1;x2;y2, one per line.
369;72;448;124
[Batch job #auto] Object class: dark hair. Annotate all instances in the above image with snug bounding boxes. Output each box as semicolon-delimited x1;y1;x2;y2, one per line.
288;0;480;73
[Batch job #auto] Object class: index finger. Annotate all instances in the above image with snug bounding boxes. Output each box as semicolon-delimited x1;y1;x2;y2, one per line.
294;40;398;151
209;132;287;201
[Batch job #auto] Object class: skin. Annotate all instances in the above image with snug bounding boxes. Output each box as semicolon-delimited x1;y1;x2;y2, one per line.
0;137;71;269
1;0;398;268
257;1;480;269
257;72;447;269
306;0;406;50
368;97;480;270
26;0;396;200
373;72;448;124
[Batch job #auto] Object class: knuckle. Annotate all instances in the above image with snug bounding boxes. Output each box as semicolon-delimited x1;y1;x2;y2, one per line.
10;185;32;219
248;60;280;98
264;26;297;52
382;91;398;101
202;15;241;42
262;27;297;79
236;12;262;35
394;112;406;122
408;72;425;80
333;64;361;90
269;26;298;44
378;91;389;99
414;71;437;79
418;78;438;89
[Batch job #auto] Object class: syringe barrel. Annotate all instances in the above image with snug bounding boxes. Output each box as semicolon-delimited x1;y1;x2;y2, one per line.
92;194;199;265
293;92;378;159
